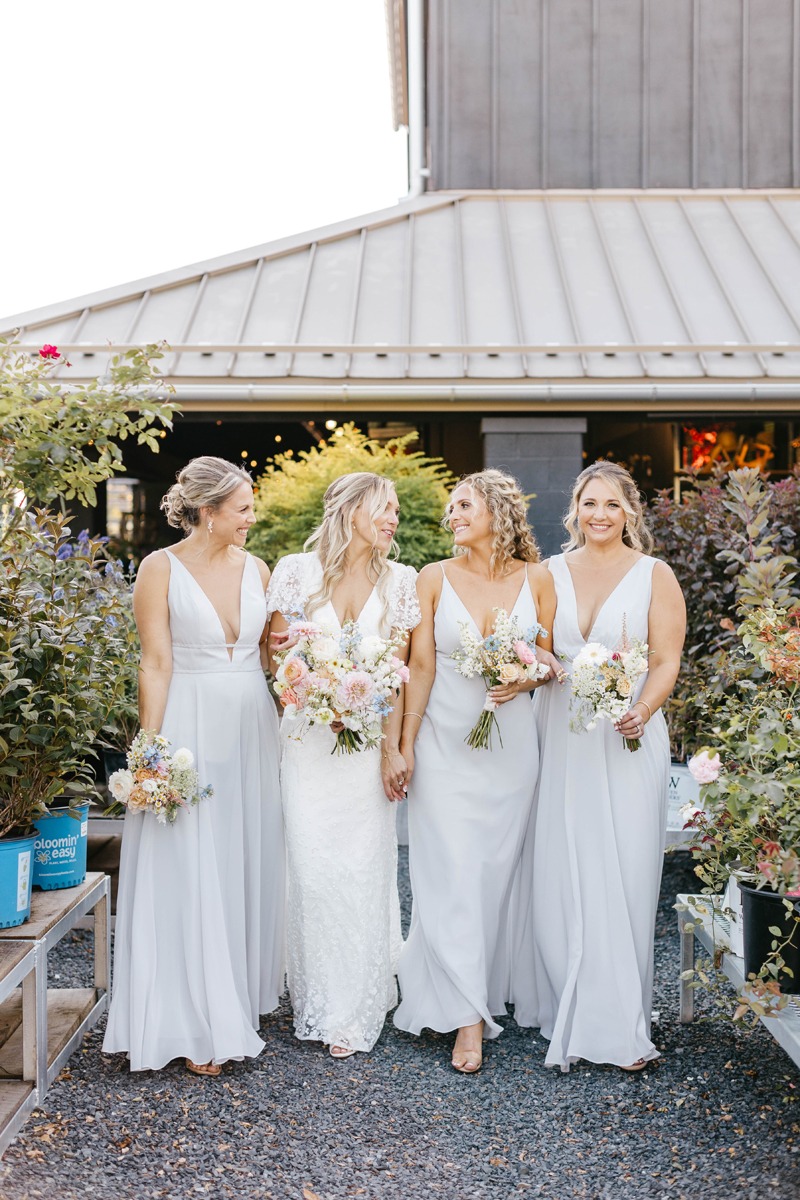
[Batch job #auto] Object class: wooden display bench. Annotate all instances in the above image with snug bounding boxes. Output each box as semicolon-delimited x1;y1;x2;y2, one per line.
677;893;800;1070
0;873;110;1155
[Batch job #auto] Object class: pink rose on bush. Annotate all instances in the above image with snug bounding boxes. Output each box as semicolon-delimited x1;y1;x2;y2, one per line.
39;344;60;360
687;749;722;784
513;639;536;665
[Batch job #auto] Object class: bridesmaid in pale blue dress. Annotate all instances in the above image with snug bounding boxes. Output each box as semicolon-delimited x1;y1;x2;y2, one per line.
512;461;685;1072
393;470;555;1073
104;457;285;1076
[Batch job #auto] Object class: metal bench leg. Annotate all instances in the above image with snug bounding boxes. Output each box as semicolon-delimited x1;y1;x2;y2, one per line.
93;882;110;996
679;911;695;1024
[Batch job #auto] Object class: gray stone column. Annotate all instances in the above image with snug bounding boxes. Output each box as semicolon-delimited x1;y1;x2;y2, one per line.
481;417;587;557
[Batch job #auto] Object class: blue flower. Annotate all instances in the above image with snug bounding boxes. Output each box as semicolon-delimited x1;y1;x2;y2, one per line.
56;544;73;560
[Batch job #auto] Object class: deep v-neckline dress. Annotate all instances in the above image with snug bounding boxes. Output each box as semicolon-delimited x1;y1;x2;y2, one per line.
104;550;285;1071
511;553;670;1070
393;566;540;1040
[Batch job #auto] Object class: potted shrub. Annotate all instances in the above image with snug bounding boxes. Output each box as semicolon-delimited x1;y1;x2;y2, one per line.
684;603;800;1007
0;340;174;919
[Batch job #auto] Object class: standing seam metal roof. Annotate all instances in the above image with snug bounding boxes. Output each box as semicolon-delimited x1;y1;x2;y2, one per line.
4;191;800;388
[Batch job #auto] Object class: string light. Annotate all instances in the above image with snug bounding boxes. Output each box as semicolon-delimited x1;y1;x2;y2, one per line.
250;459;257;468
325;419;337;431
274;434;282;443
240;450;248;458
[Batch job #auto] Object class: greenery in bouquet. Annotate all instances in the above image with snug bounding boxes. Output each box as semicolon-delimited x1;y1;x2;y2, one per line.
248;424;456;570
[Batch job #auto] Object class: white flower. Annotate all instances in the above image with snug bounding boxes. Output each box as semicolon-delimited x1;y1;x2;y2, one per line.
141;779;159;794
311;636;339;663
172;747;194;769
108;769;134;803
580;642;609;665
315;706;335;724
680;803;704;821
358;635;385;663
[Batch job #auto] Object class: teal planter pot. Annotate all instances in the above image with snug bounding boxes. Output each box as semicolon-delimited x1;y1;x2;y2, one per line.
32;804;89;891
0;833;36;927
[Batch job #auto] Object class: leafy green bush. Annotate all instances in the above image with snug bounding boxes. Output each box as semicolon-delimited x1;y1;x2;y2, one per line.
248;424;456;570
0;516;135;836
0;340;175;835
649;467;800;758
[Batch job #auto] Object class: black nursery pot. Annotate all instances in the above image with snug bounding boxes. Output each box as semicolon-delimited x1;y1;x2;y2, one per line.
739;882;800;994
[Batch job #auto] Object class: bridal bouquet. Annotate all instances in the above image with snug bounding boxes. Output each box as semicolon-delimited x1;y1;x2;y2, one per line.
451;609;549;750
569;630;649;752
106;731;213;824
273;619;410;754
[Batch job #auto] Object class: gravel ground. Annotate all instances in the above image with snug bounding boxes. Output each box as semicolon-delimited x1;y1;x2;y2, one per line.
2;851;799;1200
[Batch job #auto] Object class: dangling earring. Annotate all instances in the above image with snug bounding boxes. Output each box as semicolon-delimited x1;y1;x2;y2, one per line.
207;519;214;534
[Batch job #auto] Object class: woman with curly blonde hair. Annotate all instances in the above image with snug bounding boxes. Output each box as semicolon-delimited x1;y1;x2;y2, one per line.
392;469;556;1072
512;459;685;1073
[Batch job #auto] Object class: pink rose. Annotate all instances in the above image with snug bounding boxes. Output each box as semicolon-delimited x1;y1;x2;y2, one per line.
513;640;536;665
279;687;299;708
397;665;410;683
688;749;722;784
283;657;309;686
39;344;60;360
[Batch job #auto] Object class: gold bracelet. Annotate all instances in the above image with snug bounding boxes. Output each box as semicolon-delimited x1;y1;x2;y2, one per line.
402;712;423;722
633;700;653;721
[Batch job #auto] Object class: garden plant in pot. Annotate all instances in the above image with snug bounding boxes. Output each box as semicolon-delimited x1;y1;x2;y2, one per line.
0;339;174;922
685;603;800;1016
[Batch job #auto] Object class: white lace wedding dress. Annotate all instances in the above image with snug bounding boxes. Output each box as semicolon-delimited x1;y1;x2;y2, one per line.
266;552;421;1053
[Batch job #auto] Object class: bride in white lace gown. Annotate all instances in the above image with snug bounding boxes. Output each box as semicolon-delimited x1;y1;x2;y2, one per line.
266;473;421;1058
104;458;285;1076
512;461;685;1072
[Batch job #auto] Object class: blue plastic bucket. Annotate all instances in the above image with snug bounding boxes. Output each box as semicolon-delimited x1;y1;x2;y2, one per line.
32;804;89;890
0;834;36;927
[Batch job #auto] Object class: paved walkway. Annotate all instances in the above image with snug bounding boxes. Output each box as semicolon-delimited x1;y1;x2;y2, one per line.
2;852;798;1200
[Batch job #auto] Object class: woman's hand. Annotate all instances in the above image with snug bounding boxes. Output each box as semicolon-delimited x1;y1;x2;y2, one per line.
382;748;409;802
489;680;525;705
270;627;300;652
536;649;566;685
615;702;648;742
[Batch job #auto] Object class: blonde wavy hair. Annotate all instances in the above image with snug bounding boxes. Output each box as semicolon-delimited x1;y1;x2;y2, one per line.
161;456;253;534
562;460;654;553
446;469;540;575
304;472;398;634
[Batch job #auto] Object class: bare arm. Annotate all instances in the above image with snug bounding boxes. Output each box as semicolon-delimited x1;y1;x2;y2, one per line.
266;610;289;677
133;552;173;734
381;632;411;802
253;557;272;671
616;559;686;740
397;566;441;788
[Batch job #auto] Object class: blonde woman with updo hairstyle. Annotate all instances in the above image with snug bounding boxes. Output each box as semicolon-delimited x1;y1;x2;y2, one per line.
266;471;421;1059
511;459;686;1073
104;456;285;1077
392;469;556;1073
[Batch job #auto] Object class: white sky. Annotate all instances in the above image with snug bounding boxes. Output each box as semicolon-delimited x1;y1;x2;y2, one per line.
0;0;408;323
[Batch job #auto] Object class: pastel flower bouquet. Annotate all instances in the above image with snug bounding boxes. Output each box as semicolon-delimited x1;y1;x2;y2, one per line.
570;629;649;751
106;731;213;824
273;620;410;754
451;609;549;750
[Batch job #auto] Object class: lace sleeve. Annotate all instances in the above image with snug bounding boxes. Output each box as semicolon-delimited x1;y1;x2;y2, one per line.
389;563;422;632
265;554;309;620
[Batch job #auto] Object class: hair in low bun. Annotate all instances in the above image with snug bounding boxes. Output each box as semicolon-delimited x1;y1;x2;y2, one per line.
160;456;253;534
